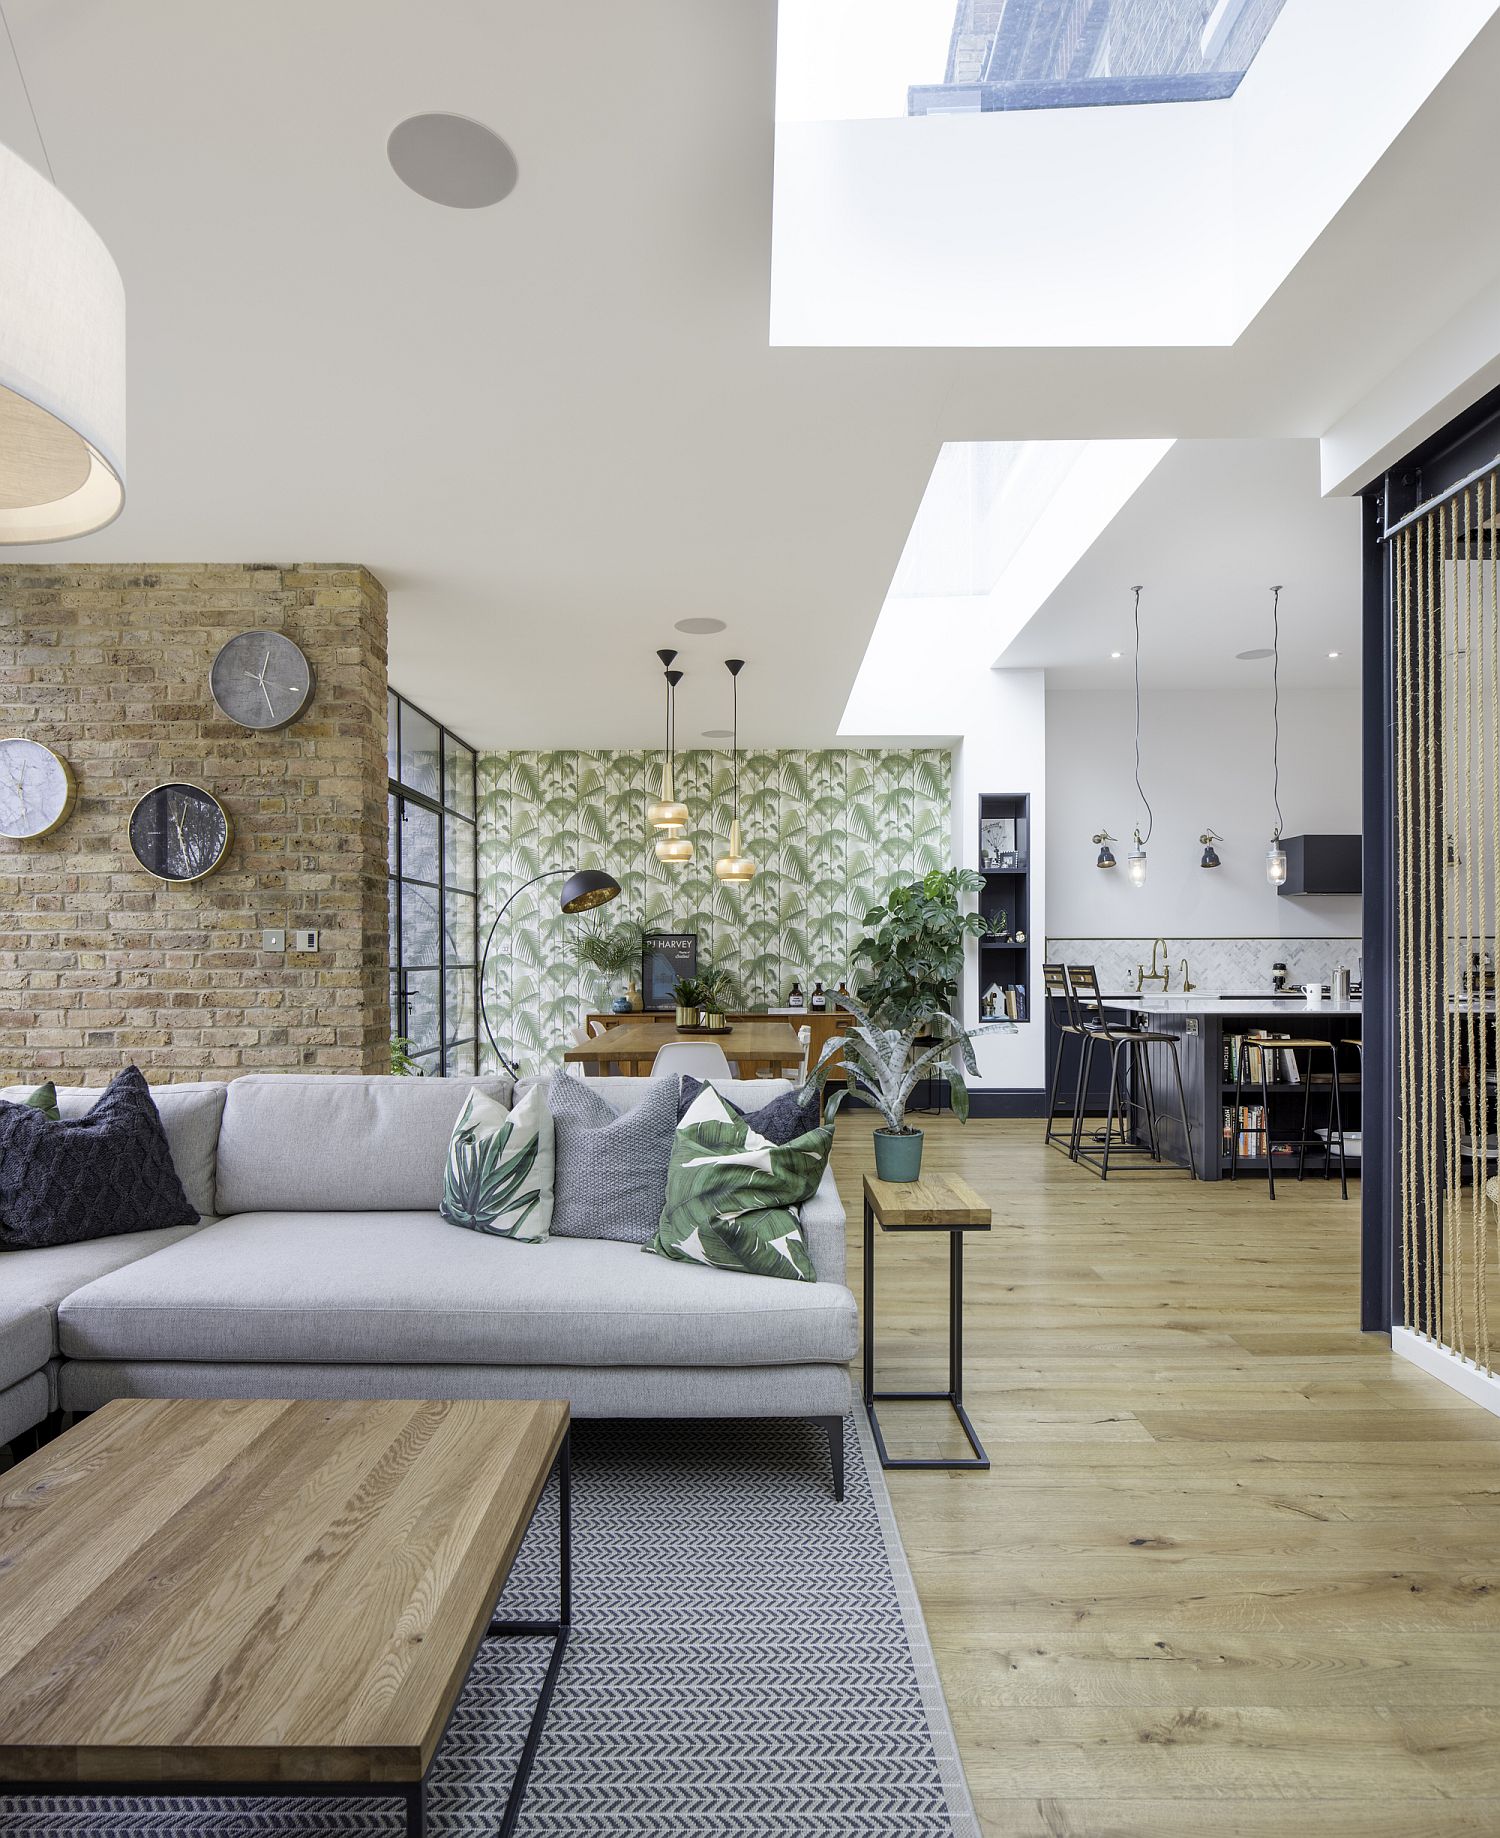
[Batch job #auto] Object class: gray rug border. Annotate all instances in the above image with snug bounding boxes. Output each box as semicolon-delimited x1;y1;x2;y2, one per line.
850;1406;983;1838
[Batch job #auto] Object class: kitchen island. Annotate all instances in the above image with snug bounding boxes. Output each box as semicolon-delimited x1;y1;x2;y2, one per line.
1048;994;1362;1180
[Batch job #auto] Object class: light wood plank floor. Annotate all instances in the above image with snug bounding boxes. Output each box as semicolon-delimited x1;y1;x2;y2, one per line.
831;1110;1500;1838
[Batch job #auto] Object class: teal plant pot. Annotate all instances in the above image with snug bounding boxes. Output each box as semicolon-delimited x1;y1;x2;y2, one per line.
873;1127;924;1183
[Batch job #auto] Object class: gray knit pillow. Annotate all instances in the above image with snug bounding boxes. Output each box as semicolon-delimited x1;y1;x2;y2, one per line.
546;1071;680;1243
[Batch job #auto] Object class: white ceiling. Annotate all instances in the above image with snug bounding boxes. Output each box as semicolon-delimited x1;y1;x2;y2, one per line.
2;3;1498;746
999;439;1363;689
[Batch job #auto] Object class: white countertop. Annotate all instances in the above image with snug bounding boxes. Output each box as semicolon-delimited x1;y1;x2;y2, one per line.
1104;995;1363;1018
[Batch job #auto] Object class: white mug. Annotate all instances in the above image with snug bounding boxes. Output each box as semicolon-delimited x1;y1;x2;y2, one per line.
1304;983;1324;1004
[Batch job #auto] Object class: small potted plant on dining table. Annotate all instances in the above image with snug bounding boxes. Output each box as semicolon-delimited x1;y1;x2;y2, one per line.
672;976;706;1029
834;988;982;1183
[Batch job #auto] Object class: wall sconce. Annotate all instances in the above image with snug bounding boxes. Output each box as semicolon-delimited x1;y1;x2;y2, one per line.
1199;828;1223;869
1092;829;1117;869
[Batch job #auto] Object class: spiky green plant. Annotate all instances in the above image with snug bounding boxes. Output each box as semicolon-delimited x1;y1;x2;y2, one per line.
833;988;983;1132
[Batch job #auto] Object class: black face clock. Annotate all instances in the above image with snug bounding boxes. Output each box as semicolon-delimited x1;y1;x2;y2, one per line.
209;630;315;730
128;782;233;883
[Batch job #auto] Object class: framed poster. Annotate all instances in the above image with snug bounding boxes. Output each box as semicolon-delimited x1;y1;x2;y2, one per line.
980;817;1015;869
642;931;698;1010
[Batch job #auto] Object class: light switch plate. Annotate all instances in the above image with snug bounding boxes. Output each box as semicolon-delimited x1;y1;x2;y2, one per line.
262;928;285;952
290;928;319;953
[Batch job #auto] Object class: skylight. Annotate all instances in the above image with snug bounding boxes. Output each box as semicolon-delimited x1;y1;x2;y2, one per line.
777;0;1290;123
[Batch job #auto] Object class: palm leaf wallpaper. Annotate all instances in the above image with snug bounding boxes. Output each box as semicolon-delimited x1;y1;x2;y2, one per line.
477;748;951;1072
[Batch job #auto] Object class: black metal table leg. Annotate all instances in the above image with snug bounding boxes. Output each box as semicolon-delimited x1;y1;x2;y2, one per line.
865;1223;990;1471
406;1778;427;1837
487;1430;572;1838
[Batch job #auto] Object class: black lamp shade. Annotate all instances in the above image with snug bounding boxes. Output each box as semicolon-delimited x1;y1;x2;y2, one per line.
560;869;621;914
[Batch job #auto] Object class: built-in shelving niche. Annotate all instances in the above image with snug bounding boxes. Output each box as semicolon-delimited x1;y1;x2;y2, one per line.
978;791;1030;1025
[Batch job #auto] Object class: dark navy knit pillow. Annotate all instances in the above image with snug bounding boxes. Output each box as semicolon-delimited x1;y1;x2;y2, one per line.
0;1066;199;1249
677;1075;820;1146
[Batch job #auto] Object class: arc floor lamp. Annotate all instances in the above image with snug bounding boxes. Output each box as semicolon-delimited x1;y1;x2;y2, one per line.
478;867;620;1077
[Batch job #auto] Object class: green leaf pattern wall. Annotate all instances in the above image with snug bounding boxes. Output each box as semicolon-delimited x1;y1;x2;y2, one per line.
478;749;951;1072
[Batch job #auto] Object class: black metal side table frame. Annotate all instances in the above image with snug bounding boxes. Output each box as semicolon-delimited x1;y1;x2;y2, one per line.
863;1174;991;1471
1;1432;572;1838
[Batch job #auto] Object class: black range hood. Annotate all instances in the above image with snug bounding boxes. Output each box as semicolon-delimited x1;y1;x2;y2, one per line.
1277;834;1361;897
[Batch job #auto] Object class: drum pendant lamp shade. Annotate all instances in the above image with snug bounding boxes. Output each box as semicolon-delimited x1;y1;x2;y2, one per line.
0;145;126;543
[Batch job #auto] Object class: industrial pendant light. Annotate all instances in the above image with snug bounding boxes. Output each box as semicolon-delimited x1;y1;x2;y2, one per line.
1126;586;1151;888
1092;829;1117;869
1199;828;1224;869
714;658;756;884
0;34;126;543
647;648;692;864
1265;586;1288;886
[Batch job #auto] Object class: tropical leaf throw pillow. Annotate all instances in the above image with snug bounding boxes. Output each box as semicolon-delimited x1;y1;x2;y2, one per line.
440;1083;554;1242
646;1083;832;1282
20;1081;60;1122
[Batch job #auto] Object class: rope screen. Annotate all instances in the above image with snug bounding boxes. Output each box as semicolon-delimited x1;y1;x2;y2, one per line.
1394;470;1500;1364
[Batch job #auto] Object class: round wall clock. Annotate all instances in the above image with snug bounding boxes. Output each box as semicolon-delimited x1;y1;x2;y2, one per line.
209;630;315;731
129;783;233;883
0;737;77;839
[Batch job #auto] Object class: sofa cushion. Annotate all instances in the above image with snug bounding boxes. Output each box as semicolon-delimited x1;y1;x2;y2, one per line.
440;1083;553;1241
215;1074;513;1214
547;1071;679;1244
1;1080;225;1219
58;1211;860;1369
677;1075;821;1146
0;1222;206;1354
0;1068;200;1250
0;1297;51;1393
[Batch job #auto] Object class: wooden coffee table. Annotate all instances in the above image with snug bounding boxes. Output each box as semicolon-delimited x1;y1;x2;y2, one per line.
0;1396;570;1837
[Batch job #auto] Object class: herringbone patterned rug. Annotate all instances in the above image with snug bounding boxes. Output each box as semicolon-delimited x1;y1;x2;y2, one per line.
1;1414;978;1837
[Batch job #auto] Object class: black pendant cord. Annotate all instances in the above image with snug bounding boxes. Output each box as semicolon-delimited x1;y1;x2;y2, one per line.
1132;585;1153;844
1271;584;1284;839
732;667;740;819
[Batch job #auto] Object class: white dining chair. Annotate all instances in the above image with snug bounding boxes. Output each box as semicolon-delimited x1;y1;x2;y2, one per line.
650;1040;732;1081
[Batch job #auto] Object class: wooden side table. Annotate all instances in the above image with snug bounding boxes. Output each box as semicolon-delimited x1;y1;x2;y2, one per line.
862;1171;991;1471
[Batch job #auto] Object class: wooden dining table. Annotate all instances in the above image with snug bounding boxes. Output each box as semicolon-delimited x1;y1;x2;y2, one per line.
563;1018;804;1078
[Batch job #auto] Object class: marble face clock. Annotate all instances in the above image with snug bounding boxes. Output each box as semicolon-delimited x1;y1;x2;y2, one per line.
128;782;232;883
209;630;315;731
0;738;77;839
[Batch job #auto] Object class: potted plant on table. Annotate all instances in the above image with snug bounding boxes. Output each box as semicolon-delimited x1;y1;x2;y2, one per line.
697;961;740;1032
671;976;706;1029
568;918;644;1014
834;989;981;1182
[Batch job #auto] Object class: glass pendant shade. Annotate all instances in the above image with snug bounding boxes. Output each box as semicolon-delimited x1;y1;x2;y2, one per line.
646;759;688;831
1126;828;1147;887
1265;836;1288;885
655;829;693;865
714;817;756;883
0;145;126;542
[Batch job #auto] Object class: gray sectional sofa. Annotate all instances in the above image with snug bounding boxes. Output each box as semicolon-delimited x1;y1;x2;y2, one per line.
1;1072;857;1487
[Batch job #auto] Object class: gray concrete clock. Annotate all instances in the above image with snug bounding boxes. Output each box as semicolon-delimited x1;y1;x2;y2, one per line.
209;630;315;731
0;737;77;839
129;782;232;883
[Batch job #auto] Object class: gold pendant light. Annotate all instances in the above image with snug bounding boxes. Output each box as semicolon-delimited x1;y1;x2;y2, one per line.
714;658;757;883
649;649;693;864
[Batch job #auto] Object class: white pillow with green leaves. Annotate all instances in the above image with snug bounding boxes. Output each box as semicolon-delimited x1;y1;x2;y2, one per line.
440;1083;554;1241
645;1082;832;1282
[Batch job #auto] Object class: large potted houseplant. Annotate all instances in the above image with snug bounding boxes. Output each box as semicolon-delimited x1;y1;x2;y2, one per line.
568;918;644;1013
854;866;992;1029
835;988;981;1182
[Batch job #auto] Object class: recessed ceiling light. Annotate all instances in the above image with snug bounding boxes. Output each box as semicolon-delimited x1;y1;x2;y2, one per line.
675;617;726;635
1328;650;1340;659
1110;650;1122;659
1236;647;1274;661
701;728;733;739
387;114;518;207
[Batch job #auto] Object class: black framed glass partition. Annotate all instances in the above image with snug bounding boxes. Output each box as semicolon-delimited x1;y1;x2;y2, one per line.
387;689;479;1076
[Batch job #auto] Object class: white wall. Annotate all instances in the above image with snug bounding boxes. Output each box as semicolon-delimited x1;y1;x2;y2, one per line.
1046;682;1362;941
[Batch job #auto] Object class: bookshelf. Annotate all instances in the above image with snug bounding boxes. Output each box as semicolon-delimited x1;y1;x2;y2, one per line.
1220;1027;1363;1170
978;791;1031;1025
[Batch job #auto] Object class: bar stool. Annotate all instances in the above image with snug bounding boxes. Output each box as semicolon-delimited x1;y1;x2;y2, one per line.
1228;1032;1347;1200
1042;963;1086;1156
1066;965;1196;1180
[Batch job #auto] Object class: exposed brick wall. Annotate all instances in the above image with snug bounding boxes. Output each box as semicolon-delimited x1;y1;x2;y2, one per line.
0;563;390;1083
